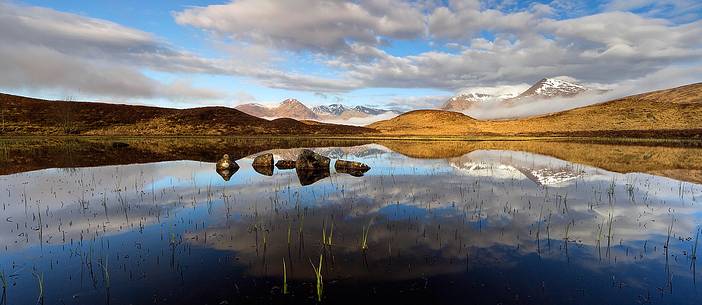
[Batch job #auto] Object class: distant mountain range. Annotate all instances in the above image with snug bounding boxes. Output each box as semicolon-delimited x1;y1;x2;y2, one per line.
441;77;600;112
370;82;702;137
235;99;401;121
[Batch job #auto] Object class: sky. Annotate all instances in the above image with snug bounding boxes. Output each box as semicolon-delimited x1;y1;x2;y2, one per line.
0;0;700;111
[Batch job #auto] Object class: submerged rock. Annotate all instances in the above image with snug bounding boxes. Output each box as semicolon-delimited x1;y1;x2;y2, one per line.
296;167;330;186
336;167;368;177
252;153;274;176
335;160;370;177
295;149;330;170
216;167;238;181
335;160;370;172
275;160;296;170
111;142;129;148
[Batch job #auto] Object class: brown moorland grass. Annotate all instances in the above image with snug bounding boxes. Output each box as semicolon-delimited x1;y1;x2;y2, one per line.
0;93;373;136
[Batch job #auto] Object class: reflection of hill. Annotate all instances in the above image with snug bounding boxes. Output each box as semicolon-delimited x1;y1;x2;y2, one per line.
0;137;373;175
3;138;702;184
379;140;702;184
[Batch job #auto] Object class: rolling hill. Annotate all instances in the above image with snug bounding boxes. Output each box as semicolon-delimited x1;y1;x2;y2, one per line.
0;93;373;136
370;82;702;138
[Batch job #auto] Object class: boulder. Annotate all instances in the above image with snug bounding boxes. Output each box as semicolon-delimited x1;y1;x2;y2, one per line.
295;149;330;171
336;167;367;177
216;154;239;170
296;168;330;186
252;153;274;176
253;153;274;167
216;167;238;181
275;160;296;170
335;160;370;172
215;154;240;181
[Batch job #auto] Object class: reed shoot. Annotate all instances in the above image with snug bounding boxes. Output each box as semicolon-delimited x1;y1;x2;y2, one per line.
33;272;44;305
0;270;7;291
310;253;323;302
282;258;288;295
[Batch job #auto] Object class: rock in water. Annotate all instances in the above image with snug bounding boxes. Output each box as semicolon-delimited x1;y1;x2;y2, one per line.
216;167;238;181
217;154;237;170
253;153;274;167
296;167;330;186
275;160;296;170
335;160;370;177
252;153;274;176
216;154;240;181
111;142;129;148
335;160;370;172
295;149;330;170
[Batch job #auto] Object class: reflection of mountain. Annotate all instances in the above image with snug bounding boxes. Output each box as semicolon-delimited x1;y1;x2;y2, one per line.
258;144;390;161
2;147;701;304
448;150;584;186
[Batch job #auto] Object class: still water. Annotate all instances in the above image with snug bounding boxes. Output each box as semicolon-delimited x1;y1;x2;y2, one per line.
0;138;701;304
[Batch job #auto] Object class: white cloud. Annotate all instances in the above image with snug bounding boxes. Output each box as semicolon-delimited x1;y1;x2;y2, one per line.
174;0;425;54
1;0;701;110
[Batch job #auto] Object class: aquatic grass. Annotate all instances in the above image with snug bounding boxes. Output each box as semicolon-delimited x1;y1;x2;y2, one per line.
691;226;699;269
0;269;7;291
98;256;110;289
33;272;44;305
282;258;288;295
360;218;374;251
664;216;674;250
310;253;323;302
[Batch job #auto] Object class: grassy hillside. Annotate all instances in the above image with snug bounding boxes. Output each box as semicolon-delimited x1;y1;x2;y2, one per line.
0;93;372;135
370;83;702;138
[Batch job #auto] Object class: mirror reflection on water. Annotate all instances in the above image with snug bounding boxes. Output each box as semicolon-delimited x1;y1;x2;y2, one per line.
0;138;701;305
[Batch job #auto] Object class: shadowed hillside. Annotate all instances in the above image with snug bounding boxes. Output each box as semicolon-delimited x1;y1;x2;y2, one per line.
370;83;702;138
0;93;373;135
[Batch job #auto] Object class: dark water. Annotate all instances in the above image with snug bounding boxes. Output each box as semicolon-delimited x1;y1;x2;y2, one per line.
1;139;701;305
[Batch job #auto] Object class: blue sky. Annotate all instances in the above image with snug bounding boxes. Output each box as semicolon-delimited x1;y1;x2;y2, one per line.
1;0;700;111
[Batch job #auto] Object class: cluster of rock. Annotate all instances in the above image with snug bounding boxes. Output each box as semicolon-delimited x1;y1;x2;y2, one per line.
215;149;371;185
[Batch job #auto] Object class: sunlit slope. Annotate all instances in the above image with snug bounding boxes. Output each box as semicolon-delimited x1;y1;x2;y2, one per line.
369;83;702;137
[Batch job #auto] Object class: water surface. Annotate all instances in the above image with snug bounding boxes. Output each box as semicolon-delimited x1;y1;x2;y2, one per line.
0;138;701;304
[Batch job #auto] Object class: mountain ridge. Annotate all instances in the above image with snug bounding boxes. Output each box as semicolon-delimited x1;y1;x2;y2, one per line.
371;82;702;137
0;93;373;135
441;77;597;113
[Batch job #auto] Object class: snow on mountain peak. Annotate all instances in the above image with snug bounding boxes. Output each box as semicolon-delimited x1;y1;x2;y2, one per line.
521;78;587;98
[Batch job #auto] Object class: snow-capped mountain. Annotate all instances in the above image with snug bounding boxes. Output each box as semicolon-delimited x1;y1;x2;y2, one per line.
353;105;401;115
237;99;401;122
313;104;349;116
313;104;401;120
441;78;594;112
235;98;319;120
440;86;525;112
513;78;587;100
441;91;519;112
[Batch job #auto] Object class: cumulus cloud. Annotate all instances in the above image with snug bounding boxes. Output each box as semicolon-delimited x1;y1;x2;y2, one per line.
2;0;701;110
174;0;425;54
173;0;702;97
0;2;228;101
0;1;354;99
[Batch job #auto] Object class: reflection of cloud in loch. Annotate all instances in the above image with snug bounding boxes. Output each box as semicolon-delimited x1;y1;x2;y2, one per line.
1;145;700;286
